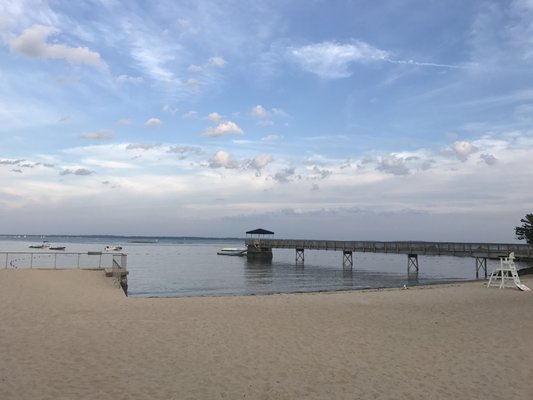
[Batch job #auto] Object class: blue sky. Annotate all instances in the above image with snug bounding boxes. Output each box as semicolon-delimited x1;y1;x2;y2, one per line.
1;0;532;241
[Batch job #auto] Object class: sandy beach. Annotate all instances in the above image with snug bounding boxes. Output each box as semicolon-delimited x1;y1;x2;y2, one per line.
0;270;532;399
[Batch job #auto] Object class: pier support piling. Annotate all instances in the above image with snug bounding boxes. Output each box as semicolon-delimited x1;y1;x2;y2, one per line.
407;253;419;273
296;248;305;263
343;251;353;268
246;242;273;261
475;257;487;279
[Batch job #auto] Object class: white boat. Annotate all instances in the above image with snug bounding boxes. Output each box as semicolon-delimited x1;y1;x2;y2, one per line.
217;247;247;256
104;245;123;252
49;246;66;251
29;241;50;249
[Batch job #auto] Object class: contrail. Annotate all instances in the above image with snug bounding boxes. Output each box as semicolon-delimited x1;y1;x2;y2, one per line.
386;58;467;69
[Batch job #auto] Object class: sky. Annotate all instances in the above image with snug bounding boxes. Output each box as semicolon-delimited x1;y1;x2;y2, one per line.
1;0;533;241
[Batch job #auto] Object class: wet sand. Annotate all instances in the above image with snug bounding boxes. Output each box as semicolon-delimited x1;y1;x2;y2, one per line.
0;269;532;399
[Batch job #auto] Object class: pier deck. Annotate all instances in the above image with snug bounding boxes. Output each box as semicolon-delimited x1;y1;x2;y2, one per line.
245;239;533;276
245;239;533;259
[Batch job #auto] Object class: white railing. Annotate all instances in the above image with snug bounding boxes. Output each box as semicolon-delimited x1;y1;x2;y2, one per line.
111;253;128;288
1;251;127;271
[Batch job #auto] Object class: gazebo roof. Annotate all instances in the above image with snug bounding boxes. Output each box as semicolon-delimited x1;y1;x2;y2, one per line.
246;228;274;235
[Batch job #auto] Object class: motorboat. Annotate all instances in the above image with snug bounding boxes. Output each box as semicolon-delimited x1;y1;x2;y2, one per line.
49;246;66;251
29;241;50;249
104;245;123;252
217;247;247;256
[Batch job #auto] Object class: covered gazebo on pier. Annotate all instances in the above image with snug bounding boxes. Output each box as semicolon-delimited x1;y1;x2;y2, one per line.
245;229;274;260
246;228;274;238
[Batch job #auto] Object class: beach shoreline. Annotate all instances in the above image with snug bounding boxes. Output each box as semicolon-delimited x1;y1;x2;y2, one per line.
1;269;532;399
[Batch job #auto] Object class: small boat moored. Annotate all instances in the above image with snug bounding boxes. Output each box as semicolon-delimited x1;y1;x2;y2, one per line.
217;247;247;256
49;246;66;251
29;241;50;249
104;245;123;252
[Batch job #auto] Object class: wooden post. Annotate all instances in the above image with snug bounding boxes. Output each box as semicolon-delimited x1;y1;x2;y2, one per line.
296;248;304;263
475;257;487;279
407;253;418;273
343;251;353;268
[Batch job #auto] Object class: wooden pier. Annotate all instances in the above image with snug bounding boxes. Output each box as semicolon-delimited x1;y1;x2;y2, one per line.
245;239;533;277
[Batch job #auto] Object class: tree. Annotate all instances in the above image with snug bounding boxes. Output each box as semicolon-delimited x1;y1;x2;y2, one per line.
515;213;533;244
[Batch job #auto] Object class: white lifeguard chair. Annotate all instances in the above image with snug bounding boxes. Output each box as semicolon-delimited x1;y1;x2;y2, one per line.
487;252;530;291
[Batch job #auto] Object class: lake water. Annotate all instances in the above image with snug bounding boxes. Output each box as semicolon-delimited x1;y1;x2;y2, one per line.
1;235;526;297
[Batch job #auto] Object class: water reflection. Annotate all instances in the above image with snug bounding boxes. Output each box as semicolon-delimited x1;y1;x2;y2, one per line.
407;271;420;285
0;237;496;297
342;266;354;287
245;258;273;288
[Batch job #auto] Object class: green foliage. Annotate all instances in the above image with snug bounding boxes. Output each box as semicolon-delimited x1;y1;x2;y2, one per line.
515;213;533;244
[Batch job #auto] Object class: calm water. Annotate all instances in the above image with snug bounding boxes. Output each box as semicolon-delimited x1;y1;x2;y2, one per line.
1;235;525;297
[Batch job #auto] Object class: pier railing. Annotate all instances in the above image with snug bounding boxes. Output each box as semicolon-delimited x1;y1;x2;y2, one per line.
245;239;533;259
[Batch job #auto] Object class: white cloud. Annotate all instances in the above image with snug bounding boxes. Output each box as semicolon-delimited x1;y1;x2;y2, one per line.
289;39;461;79
209;56;227;67
187;78;199;90
80;129;113;140
376;155;410;175
249;154;273;170
162;105;178;114
261;134;281;142
126;144;160;151
167;145;201;156
188;64;203;72
2;130;532;240
250;105;287;126
209;150;237;169
182;111;198;119
203;121;244;137
125;21;180;85
452;141;478;161
116;74;144;84
178;19;198;35
145;118;163;128
479;153;498;166
9;24;107;69
290;40;388;78
207;112;223;122
273;167;299;183
250;105;268;118
60;168;94;176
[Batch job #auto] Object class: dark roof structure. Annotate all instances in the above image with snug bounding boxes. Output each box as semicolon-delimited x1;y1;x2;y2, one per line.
246;228;274;235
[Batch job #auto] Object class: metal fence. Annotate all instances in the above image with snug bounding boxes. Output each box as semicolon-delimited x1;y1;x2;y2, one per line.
111;253;128;288
2;251;127;271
